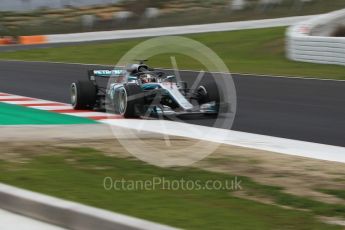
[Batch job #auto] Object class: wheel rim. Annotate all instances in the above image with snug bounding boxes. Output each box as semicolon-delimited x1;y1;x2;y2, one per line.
71;83;77;107
197;85;208;103
118;88;127;115
198;86;207;96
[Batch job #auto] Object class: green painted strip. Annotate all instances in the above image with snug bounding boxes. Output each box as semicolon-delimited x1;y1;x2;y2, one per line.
0;102;97;125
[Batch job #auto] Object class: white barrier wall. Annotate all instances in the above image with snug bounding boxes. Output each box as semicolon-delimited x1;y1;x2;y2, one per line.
286;8;345;66
46;15;313;44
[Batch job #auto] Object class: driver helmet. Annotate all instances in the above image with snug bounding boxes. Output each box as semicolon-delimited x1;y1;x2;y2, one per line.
140;73;156;83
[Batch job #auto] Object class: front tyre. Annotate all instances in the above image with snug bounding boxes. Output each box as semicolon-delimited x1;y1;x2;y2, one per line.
114;84;144;118
197;81;220;104
71;81;97;110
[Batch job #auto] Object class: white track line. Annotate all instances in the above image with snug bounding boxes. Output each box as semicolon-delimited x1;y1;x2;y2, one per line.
61;112;109;117
1;91;344;163
102;119;345;163
4;100;63;105
164;69;345;82
0;95;31;100
2;59;345;82
29;105;74;110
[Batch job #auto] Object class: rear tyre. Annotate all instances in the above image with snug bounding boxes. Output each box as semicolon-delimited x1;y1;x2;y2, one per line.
115;84;144;118
71;81;97;110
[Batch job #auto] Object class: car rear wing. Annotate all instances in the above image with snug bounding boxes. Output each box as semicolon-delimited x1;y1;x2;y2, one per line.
88;69;125;80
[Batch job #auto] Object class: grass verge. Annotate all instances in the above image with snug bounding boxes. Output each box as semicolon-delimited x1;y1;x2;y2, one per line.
320;189;345;200
0;27;345;79
0;146;343;230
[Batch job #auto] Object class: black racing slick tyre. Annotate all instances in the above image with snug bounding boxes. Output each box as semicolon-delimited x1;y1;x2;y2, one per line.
115;84;144;118
71;81;97;110
197;81;220;104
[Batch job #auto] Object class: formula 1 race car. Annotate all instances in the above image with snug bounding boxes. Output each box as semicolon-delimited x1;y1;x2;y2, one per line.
70;61;220;118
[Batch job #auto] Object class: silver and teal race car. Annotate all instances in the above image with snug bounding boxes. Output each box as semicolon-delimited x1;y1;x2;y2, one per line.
70;61;219;118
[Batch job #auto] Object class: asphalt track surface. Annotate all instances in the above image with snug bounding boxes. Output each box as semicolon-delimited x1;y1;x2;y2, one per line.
0;60;344;147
